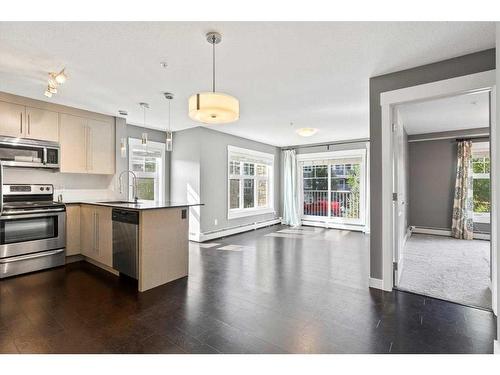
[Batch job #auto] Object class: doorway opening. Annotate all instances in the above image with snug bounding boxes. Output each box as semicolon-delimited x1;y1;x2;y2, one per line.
392;91;492;310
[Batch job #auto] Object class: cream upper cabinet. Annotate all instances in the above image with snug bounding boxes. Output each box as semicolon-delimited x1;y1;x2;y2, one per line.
87;119;115;175
66;205;81;256
59;113;88;173
0;101;25;138
0;102;59;141
59;114;115;175
26;107;59;142
79;205;113;267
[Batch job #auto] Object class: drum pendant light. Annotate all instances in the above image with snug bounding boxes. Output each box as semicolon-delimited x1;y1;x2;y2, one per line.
188;32;239;124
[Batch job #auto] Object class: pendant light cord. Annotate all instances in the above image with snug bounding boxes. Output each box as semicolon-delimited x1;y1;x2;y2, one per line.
212;35;216;93
168;100;171;131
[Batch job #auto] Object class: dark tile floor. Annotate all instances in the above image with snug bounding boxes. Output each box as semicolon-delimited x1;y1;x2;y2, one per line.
0;225;496;354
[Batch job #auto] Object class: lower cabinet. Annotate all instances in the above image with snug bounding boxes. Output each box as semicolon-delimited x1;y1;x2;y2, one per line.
80;205;112;267
65;205;81;256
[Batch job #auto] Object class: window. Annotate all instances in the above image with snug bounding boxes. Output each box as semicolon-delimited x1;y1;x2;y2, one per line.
298;149;366;225
128;138;166;202
227;146;274;219
472;142;490;224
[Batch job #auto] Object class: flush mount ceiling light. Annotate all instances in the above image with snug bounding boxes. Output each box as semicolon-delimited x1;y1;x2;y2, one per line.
164;92;174;152
296;128;319;137
188;32;239;125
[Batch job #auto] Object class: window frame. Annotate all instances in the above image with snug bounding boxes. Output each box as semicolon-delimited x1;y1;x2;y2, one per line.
471;141;491;224
128;137;166;202
227;146;275;220
297;149;367;226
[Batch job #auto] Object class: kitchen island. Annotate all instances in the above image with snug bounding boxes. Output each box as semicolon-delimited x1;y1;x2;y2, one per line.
64;201;201;292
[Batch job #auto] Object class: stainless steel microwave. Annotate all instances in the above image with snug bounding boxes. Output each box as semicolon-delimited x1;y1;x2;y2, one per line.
0;136;60;169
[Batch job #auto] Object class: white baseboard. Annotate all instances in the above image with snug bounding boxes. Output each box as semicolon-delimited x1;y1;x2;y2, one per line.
301;220;367;233
412;226;490;240
369;277;384;290
191;218;281;242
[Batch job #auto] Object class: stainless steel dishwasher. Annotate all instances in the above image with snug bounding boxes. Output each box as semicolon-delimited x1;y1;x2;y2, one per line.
112;209;139;279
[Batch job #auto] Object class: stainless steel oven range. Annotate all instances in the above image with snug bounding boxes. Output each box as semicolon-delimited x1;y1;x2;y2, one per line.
0;182;66;278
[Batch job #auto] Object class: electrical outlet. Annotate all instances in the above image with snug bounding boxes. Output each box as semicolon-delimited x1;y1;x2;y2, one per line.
214;219;218;226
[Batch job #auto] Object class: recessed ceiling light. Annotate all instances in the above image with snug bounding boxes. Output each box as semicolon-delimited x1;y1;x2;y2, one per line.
296;128;319;137
160;62;168;68
118;110;128;116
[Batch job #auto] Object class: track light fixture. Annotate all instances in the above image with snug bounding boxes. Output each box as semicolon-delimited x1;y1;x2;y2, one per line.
44;68;68;98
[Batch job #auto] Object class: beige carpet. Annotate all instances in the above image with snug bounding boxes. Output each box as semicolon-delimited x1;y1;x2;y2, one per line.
399;234;491;309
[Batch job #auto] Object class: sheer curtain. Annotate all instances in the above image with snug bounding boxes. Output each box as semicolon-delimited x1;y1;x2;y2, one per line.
451;140;474;240
282;149;301;227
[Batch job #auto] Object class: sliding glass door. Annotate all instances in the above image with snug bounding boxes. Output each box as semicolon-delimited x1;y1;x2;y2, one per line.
299;149;366;226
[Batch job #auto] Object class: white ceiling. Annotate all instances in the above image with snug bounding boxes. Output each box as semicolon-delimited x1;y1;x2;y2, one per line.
397;91;490;135
0;22;495;146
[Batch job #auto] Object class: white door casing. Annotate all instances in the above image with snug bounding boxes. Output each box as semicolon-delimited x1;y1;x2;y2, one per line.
379;70;497;298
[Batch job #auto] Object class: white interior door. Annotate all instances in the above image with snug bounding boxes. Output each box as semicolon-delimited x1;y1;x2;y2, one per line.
392;108;407;287
490;86;497;315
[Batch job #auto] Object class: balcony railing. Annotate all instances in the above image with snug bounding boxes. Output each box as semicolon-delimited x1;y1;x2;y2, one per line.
303;190;360;219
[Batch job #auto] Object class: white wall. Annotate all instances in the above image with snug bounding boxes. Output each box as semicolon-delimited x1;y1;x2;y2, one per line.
171;126;281;241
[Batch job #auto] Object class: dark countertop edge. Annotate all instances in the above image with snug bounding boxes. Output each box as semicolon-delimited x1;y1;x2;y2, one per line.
63;201;203;210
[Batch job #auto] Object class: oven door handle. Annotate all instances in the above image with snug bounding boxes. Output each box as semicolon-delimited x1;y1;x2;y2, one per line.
0;209;65;220
0;249;64;263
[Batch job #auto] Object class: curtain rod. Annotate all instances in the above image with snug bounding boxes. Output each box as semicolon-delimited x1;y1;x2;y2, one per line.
408;133;489;143
281;137;370;151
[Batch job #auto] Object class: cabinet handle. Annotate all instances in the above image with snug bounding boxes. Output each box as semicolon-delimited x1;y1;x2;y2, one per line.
95;212;99;253
88;127;93;171
28;113;31;135
84;126;89;171
20;112;23;134
93;212;97;252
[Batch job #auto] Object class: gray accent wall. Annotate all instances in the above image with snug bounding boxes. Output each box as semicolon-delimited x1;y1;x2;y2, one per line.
369;48;495;279
409;138;456;230
171;126;281;239
409;132;491;233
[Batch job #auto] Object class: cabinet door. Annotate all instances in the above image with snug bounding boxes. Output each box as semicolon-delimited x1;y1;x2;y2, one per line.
26;107;59;142
59;114;88;173
0;101;25;138
94;206;113;267
87;119;115;175
80;205;96;259
65;205;81;256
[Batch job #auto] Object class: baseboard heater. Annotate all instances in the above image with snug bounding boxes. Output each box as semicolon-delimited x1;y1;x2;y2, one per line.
192;218;281;242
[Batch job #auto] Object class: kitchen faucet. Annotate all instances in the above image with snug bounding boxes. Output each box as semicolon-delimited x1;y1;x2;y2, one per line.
118;170;139;203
